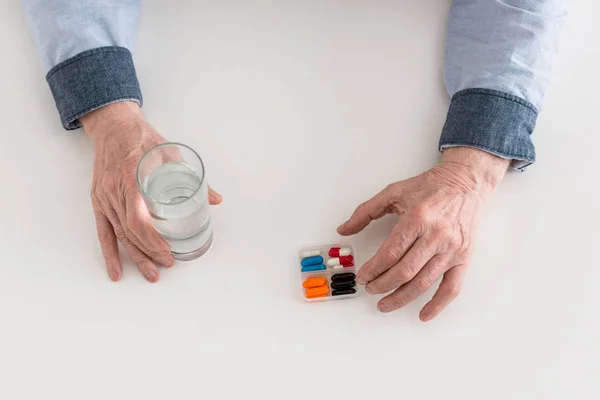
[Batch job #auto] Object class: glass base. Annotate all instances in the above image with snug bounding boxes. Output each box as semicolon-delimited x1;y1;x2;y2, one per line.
171;232;213;261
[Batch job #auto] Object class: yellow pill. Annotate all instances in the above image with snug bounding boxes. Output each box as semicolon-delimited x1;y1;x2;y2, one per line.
303;277;328;288
305;285;329;298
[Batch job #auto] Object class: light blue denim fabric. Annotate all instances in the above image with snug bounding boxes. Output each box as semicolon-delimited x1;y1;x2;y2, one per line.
22;0;568;170
445;0;568;110
22;0;140;72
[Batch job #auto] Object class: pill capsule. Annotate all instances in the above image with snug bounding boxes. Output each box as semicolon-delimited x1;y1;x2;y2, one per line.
331;272;356;282
303;277;328;288
301;256;324;267
326;255;354;266
332;288;357;296
329;247;351;257
330;262;353;269
331;280;356;290
301;264;326;273
306;285;329;298
300;250;321;258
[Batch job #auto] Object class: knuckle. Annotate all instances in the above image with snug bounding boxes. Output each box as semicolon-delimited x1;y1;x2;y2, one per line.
394;268;413;284
101;177;116;193
383;184;402;205
90;193;103;210
381;247;400;264
448;233;466;251
127;217;142;232
413;276;433;292
114;229;129;244
97;230;113;245
355;202;369;216
383;183;396;196
410;204;430;224
123;177;139;198
444;283;462;298
148;247;170;259
367;282;383;293
388;294;408;309
435;224;454;239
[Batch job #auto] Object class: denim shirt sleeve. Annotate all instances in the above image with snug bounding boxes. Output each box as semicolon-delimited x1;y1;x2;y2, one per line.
440;0;568;171
22;0;142;130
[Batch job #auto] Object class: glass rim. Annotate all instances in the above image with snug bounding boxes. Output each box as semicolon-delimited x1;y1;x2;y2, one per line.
136;142;206;206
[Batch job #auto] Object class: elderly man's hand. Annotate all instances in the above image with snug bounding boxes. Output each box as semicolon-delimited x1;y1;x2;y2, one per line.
337;147;509;321
81;102;222;282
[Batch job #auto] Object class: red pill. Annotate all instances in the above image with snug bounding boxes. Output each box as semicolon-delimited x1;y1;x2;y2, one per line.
328;247;352;257
327;255;354;266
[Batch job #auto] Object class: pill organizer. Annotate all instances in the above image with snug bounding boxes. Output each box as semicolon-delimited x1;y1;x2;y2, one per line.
298;243;360;302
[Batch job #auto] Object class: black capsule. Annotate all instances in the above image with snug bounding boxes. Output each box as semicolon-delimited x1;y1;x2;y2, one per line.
332;288;357;296
331;280;356;290
331;272;356;282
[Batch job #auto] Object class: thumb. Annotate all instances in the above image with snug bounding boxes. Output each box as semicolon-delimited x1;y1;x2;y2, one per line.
337;186;394;236
208;184;223;205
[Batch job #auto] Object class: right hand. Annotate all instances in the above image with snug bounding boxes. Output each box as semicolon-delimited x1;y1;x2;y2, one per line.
81;102;223;282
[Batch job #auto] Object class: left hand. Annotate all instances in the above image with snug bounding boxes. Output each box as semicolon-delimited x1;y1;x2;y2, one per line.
337;147;510;321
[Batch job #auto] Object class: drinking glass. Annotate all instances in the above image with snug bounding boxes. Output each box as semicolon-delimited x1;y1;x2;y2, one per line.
137;143;213;261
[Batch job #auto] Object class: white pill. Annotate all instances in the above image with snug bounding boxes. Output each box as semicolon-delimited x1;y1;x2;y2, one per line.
332;264;344;270
327;258;340;266
300;250;321;258
329;247;352;257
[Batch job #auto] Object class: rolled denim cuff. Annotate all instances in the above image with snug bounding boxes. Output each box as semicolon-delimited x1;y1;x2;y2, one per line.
439;88;538;172
46;47;143;130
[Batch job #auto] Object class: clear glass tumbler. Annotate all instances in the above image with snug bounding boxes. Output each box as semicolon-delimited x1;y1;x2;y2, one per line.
137;143;213;261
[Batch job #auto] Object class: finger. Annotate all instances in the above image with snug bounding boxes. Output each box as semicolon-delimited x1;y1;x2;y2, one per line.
376;255;451;312
208;185;223;205
105;211;161;283
366;236;439;294
419;264;467;322
94;210;122;282
337;186;396;236
125;192;174;267
356;219;418;285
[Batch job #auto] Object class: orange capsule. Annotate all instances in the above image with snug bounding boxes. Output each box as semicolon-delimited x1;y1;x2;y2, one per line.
303;277;328;289
305;285;329;298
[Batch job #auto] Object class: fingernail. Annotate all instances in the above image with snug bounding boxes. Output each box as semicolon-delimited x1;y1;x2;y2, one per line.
164;255;175;268
365;284;373;294
420;313;432;322
147;271;159;283
109;270;120;281
378;302;390;313
337;222;347;231
356;275;367;285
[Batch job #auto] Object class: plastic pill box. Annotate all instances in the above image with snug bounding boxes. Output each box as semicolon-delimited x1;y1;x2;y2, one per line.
298;243;360;302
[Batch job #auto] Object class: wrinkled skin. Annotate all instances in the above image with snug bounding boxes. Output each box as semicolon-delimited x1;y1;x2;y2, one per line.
80;102;509;322
338;147;509;321
81;102;222;282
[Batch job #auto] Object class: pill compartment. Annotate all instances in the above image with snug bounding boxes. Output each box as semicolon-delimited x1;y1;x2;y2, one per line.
298;243;360;302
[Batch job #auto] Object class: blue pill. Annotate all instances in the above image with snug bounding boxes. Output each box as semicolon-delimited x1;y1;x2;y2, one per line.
301;256;324;267
301;264;326;272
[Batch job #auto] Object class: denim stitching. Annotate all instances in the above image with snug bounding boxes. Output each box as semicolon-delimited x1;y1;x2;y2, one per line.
63;97;142;130
452;89;538;114
63;96;143;126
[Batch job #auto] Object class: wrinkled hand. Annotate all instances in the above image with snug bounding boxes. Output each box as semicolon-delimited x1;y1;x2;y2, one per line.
338;147;509;321
81;102;222;282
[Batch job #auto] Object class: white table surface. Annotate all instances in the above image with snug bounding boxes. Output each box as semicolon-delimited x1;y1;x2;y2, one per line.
1;1;599;399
